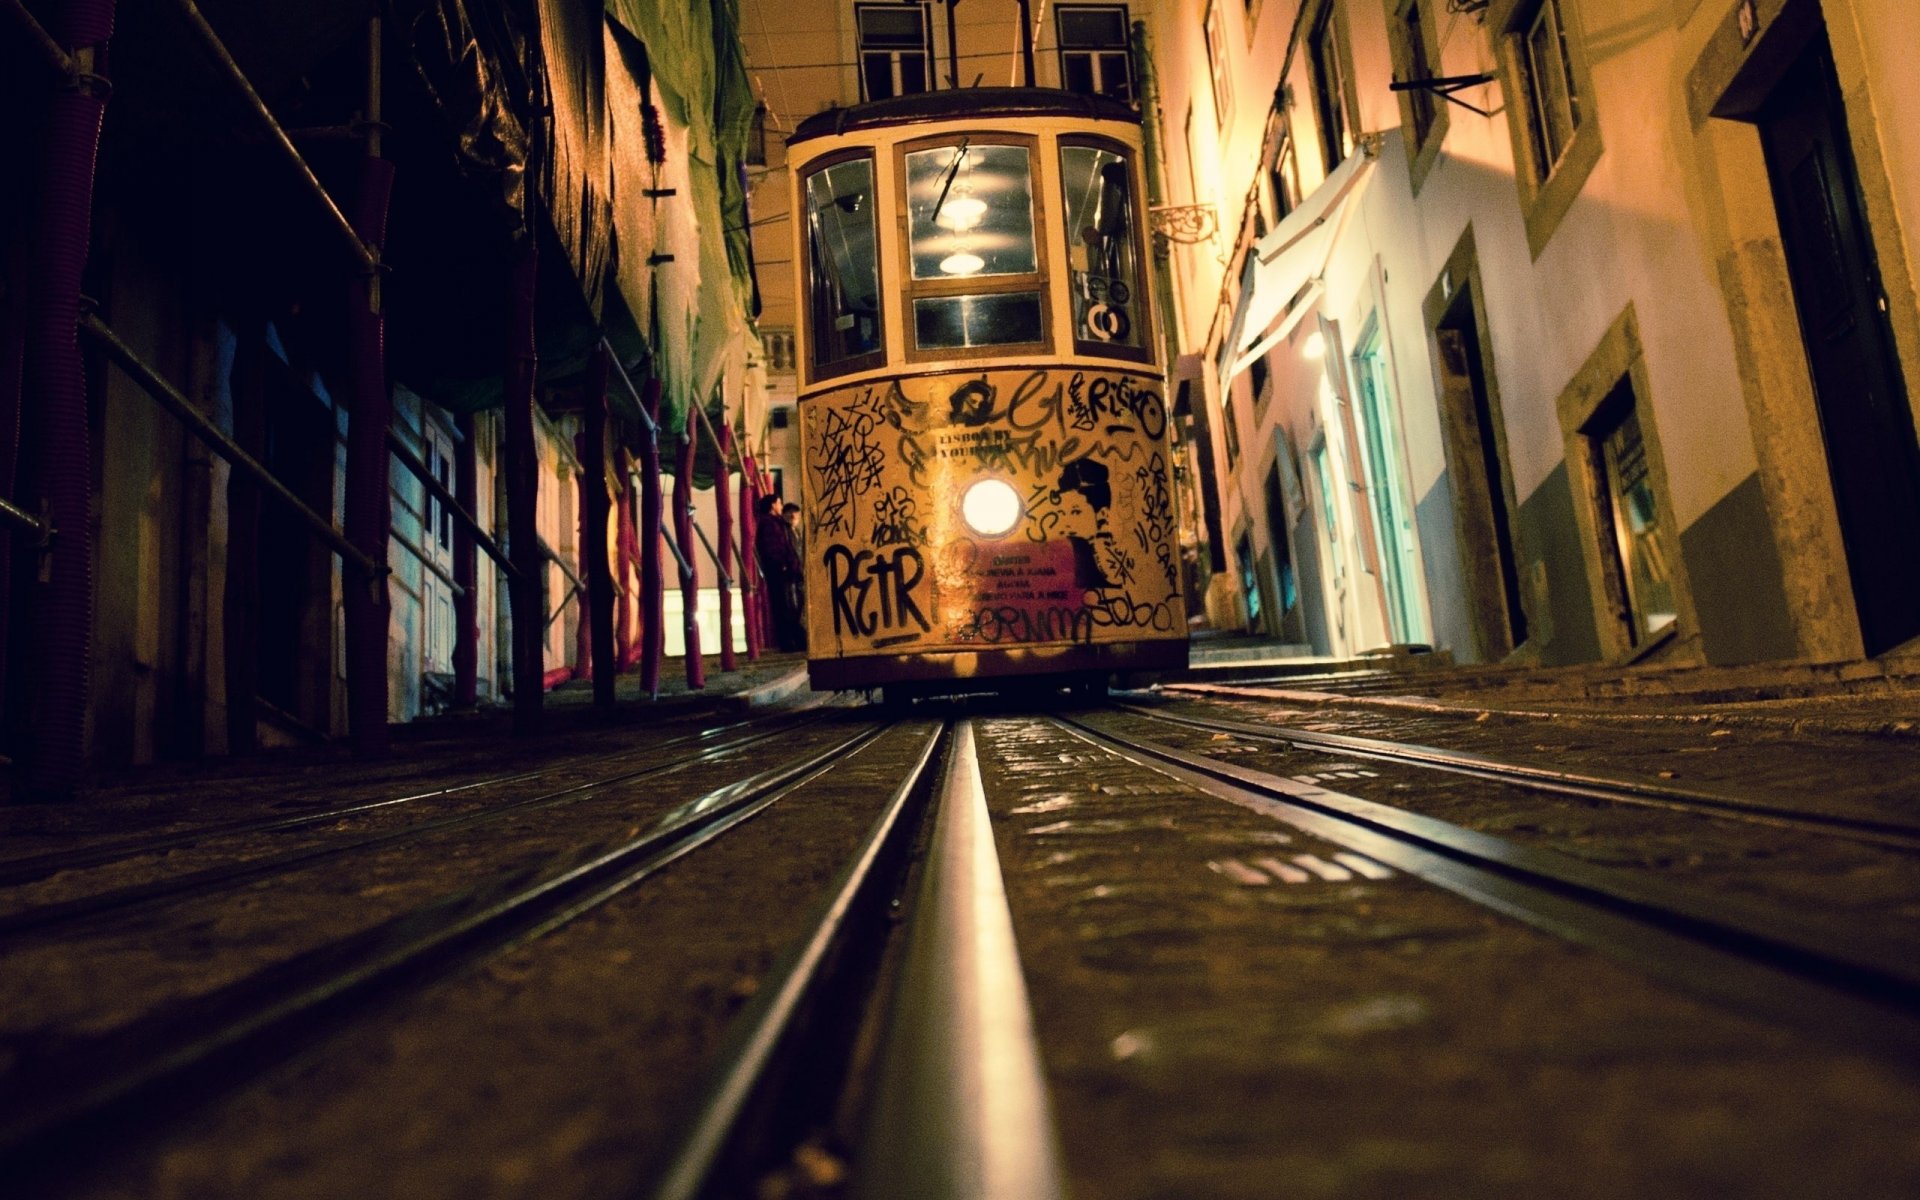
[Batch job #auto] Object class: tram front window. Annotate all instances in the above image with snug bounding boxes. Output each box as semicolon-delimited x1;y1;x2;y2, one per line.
1060;143;1144;355
902;140;1047;352
803;155;883;376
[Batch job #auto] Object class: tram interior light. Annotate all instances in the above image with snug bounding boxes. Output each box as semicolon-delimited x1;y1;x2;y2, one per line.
962;478;1023;537
937;195;988;231
940;251;986;276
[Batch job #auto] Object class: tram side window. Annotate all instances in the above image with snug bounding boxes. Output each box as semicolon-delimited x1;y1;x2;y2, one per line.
803;155;884;377
903;141;1047;351
1059;143;1144;356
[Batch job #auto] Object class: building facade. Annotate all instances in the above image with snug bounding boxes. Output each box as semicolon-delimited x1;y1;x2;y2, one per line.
1147;0;1920;667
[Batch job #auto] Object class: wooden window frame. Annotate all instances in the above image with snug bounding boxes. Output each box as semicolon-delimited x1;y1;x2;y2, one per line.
1387;0;1450;194
1488;0;1603;258
1059;133;1156;366
799;148;887;386
854;2;933;102
1304;0;1359;175
1054;3;1136;103
892;132;1055;365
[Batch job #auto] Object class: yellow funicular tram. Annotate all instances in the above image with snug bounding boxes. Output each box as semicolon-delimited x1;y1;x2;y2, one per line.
788;88;1187;696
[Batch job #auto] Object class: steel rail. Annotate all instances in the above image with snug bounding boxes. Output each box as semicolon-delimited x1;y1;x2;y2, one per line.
385;430;517;579
855;719;1069;1200
169;0;377;275
0;721;894;1166
646;721;947;1200
0;720;821;937
80;313;385;581
1;0;70;77
1054;713;1920;1062
0;495;48;541
1122;700;1920;851
0;712;782;888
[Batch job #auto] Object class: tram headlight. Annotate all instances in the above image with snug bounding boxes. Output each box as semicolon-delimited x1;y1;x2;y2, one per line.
961;478;1023;538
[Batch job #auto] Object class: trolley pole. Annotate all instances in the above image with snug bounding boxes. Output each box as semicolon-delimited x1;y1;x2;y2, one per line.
1015;0;1035;87
945;0;961;89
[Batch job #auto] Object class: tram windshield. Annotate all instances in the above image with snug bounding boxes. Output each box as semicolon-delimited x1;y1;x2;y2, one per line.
903;141;1045;351
1060;143;1144;353
803;155;883;373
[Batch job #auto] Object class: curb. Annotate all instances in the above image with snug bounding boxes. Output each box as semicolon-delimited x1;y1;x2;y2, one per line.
729;667;813;709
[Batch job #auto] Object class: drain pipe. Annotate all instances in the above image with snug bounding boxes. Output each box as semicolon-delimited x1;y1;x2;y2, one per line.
582;343;615;706
503;232;543;734
736;444;760;661
614;451;635;670
341;13;393;756
638;378;665;698
713;423;737;672
20;0;114;799
674;431;704;690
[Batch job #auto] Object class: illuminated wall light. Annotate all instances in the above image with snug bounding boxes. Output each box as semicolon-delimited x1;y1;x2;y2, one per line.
940;251;986;275
1302;330;1327;359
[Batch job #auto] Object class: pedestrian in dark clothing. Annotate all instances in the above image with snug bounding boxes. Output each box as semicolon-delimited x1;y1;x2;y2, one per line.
758;494;806;651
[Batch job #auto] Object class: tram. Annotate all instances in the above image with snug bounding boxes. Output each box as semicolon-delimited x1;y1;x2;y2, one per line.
787;88;1188;694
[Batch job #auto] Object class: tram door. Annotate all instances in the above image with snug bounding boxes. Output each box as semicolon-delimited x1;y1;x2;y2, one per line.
1757;33;1920;655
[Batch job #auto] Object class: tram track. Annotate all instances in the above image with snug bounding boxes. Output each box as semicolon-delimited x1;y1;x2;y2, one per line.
0;720;894;1175
0;709;828;890
1054;710;1920;1065
0;714;833;938
643;719;1066;1200
1118;698;1920;851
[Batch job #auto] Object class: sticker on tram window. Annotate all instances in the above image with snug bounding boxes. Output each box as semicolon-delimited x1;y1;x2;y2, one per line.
1084;302;1130;342
1060;143;1143;353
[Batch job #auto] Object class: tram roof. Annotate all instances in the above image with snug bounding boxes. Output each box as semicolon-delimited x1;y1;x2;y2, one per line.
790;88;1140;145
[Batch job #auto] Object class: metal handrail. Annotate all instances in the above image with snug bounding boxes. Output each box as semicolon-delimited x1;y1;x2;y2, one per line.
2;0;70;77
170;0;376;276
386;430;519;580
80;313;385;581
0;496;49;542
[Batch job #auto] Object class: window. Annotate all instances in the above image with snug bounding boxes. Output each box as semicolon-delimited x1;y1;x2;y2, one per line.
801;153;884;379
1400;2;1438;147
1258;100;1302;226
1584;381;1676;647
1203;1;1232;126
1221;384;1241;465
769;405;792;430
1056;5;1134;103
900;138;1049;354
1311;440;1343;580
430;449;453;552
1248;353;1270;407
1060;140;1147;358
1236;530;1263;625
856;3;931;102
747;103;768;167
1306;2;1355;171
1519;0;1580;180
1495;0;1600;256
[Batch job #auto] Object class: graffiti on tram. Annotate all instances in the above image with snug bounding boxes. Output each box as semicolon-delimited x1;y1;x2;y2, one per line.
803;367;1180;654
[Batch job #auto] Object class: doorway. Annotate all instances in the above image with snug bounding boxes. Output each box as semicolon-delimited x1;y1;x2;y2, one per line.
1756;34;1920;655
1352;319;1427;645
1427;240;1527;660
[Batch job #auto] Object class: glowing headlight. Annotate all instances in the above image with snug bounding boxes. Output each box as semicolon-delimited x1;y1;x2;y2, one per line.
961;478;1022;537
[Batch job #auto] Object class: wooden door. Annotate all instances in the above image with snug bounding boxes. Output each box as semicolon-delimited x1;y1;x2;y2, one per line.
1759;35;1920;655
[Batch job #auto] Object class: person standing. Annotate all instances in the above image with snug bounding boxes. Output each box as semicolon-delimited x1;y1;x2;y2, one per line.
758;494;806;652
